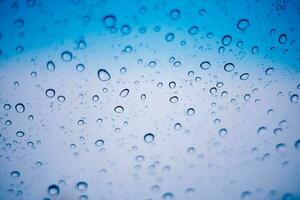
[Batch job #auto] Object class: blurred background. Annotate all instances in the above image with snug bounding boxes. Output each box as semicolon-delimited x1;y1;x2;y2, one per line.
0;0;300;199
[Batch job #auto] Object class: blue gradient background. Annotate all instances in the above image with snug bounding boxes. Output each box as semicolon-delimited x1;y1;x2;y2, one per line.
0;0;300;200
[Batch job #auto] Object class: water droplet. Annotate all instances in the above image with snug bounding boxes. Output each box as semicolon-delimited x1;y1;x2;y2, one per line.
224;63;235;72
4;104;11;110
61;51;73;62
265;67;274;75
218;128;227;137
165;32;175;42
188;26;199;35
278;34;288;44
16;131;25;137
144;133;155;143
290;94;298;103
120;67;127;74
95;139;104;147
76;181;88;192
222;35;232;46
241;191;252;200
174;122;182;130
295;139;300;150
114;106;124;113
103;15;117;28
169;9;181;20
240;73;249;80
187;108;195;116
169;81;176;89
162;192;174;200
237;19;250;30
282;193;295;200
169;96;178;103
97;69;111;81
149;61;157;68
119;89;129;97
76;63;85;72
11;171;20;178
45;89;55;98
48;184;60;196
92;95;99;102
257;126;267;134
46;61;55;72
200;61;211;70
15;103;25;113
121;24;131;35
57;95;66;102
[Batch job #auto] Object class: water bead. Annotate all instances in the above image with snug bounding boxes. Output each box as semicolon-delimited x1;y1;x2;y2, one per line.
46;61;55;72
237;19;250;30
103;15;117;28
165;32;175;42
97;69;111;81
169;9;181;20
200;61;211;70
15;103;25;113
61;51;73;62
119;89;130;97
95;139;104;147
114;106;124;113
144;133;155;143
48;184;60;196
76;181;88;191
221;35;232;46
45;89;55;98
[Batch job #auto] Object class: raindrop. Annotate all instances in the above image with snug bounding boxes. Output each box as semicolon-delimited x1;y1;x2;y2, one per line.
97;69;111;81
237;19;250;30
224;63;235;72
290;94;298;103
222;35;232;46
174;123;182;130
149;61;157;68
76;64;85;72
76;181;88;192
169;81;176;89
144;133;155;143
48;184;60;196
4;104;11;110
45;89;55;98
120;67;127;74
241;191;252;199
257;126;267;134
200;61;211;70
162;192;174;200
188;26;199;35
61;51;73;62
120;89;129;98
120;25;131;35
165;32;175;42
103;15;117;28
219;128;227;137
114;106;124;113
11;171;20;178
16;131;25;137
15;103;25;113
169;9;181;20
295;139;300;150
57;95;66;102
169;96;178;103
95;139;104;147
46;61;55;72
187;108;195;116
240;73;249;80
278;34;288;44
265;67;274;75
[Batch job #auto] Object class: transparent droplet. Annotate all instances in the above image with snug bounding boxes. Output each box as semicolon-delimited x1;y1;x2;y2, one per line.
188;26;199;35
169;9;181;20
200;61;211;70
57;95;66;102
187;108;195;116
169;81;176;89
222;35;232;46
92;95;99;102
76;63;85;72
95;139;104;147
16;131;25;137
103;15;117;28
48;184;60;196
97;69;111;81
144;133;155;143
149;61;157;68
237;19;250;30
218;128;227;137
169;96;178;103
240;73;249;80
162;192;174;200
11;171;20;178
4;104;11;110
295;139;300;150
165;32;175;42
241;191;252;200
61;51;73;62
265;67;274;75
15;103;25;113
257;126;267;134
290;94;298;103
114;106;124;113
76;181;88;192
174;122;182;130
278;34;288;44
224;63;235;72
120;89;129;98
45;89;55;98
46;61;55;72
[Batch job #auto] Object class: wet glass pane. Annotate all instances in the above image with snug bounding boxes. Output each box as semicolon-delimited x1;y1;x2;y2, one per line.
0;0;300;199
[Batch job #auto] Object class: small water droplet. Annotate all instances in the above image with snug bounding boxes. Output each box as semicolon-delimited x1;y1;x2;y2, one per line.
48;184;60;196
222;35;232;46
46;61;55;72
114;106;124;113
290;94;298;103
103;15;117;28
97;69;111;81
76;181;88;192
15;103;25;113
169;96;178;103
237;19;250;30
45;89;55;98
119;89;129;98
165;32;175;42
61;51;73;62
144;133;155;143
200;61;211;70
